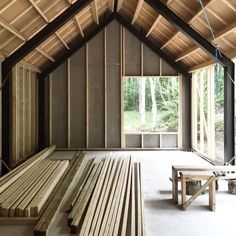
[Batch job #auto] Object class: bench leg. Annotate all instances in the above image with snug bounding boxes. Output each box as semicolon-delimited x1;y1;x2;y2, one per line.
172;168;178;203
181;176;186;209
209;179;216;211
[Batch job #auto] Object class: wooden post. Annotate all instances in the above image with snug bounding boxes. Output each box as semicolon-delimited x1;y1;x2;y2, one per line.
49;74;52;146
11;66;17;164
199;71;204;153
67;59;71;148
104;28;107;148
86;43;89;148
208;66;215;160
121;26;125;148
178;75;183;148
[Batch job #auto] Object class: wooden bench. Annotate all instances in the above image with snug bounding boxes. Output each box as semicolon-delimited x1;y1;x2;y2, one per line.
180;171;216;211
172;165;236;205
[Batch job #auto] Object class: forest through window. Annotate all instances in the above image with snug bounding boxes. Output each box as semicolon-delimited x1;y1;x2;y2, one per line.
124;77;179;133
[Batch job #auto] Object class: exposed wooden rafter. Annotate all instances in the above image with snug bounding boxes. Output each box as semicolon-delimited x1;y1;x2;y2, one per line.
28;0;70;49
115;14;190;77
74;17;84;37
132;0;144;24
145;0;232;67
221;0;236;13
207;8;227;25
39;12;115;79
176;21;236;62
146;0;174;37
0;16;26;41
116;0;124;12
0;14;56;63
2;0;92;73
90;0;99;25
36;48;55;62
161;0;213;49
108;0;115;12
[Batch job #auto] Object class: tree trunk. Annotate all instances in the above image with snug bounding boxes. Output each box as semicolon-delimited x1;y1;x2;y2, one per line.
139;78;146;126
149;78;157;130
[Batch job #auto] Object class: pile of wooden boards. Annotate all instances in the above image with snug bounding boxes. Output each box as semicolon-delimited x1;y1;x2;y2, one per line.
68;156;145;236
0;146;69;218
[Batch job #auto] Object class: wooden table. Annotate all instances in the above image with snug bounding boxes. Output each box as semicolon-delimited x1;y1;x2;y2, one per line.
180;171;216;211
172;165;236;204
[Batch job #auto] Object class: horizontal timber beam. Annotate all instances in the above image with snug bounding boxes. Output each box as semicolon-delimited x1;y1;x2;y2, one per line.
145;0;233;68
115;14;190;77
38;13;115;79
2;0;92;74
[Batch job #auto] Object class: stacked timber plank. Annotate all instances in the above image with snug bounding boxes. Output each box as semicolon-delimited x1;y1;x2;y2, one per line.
0;146;69;218
68;156;145;236
34;151;85;236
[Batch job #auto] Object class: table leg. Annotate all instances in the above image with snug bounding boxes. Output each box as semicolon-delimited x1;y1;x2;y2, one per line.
172;167;178;203
209;178;216;211
181;176;186;209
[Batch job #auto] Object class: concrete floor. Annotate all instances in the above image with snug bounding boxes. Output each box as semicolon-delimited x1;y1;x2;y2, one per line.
0;151;236;236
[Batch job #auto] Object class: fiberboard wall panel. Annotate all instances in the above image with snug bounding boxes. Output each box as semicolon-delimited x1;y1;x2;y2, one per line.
143;44;160;76
70;47;86;148
125;28;141;76
88;31;105;148
106;21;121;148
51;62;68;148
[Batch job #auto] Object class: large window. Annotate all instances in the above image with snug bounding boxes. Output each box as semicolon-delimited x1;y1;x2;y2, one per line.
124;77;179;133
192;65;224;163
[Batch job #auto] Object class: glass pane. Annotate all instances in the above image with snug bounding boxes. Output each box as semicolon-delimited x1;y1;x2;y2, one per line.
124;77;179;133
215;64;224;164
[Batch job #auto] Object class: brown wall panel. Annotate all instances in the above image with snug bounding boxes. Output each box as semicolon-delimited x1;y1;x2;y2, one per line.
70;47;86;148
143;44;160;76
51;62;68;148
162;59;178;76
88;31;105;148
46;22;186;149
126;134;141;148
106;21;121;148
125;29;141;76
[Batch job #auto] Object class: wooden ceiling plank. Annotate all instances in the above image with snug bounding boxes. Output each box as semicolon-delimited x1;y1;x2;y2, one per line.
189;59;215;72
115;14;190;77
74;17;84;37
108;0;115;12
221;0;236;13
207;8;227;25
132;0;144;24
3;0;91;72
90;0;99;25
28;0;70;49
176;21;236;61
146;0;174;37
221;38;236;49
161;0;214;49
0;0;17;14
55;32;70;49
28;0;48;22
145;0;232;67
0;16;26;41
117;0;124;12
36;48;55;62
39;12;115;78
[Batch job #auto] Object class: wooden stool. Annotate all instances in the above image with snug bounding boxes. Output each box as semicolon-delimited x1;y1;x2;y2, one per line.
180;171;216;211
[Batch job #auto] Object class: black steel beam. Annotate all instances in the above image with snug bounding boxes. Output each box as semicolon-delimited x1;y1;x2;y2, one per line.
224;65;235;163
38;13;115;79
115;14;190;78
1;69;10;174
38;73;46;151
145;0;232;68
2;0;92;74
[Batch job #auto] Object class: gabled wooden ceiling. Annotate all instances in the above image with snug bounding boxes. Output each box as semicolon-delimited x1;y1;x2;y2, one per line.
0;0;235;73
